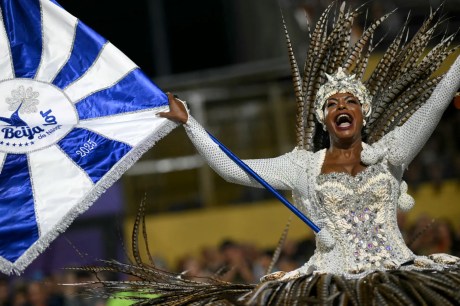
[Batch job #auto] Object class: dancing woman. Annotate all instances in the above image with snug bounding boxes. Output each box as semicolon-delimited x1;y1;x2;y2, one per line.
84;3;460;305
161;9;460;274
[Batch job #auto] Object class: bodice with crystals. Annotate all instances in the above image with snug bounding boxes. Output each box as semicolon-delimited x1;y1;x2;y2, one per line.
312;163;413;273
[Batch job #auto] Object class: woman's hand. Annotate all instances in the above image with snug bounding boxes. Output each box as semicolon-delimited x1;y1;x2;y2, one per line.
158;92;188;124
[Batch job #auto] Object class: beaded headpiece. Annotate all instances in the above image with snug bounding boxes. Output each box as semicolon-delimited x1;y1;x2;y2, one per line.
281;2;457;151
314;68;372;125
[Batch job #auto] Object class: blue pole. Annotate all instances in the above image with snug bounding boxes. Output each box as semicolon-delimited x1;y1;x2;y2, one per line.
207;132;320;233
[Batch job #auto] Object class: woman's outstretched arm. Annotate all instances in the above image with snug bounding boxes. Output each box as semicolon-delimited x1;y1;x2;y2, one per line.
158;93;303;191
388;55;460;168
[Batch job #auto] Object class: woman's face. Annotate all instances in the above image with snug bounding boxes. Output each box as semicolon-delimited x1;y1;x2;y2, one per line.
323;92;364;143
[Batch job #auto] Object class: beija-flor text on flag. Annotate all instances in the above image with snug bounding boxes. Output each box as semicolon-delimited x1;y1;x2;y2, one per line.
0;0;177;275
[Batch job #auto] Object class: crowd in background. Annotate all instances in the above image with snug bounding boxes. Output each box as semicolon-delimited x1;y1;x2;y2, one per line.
2;210;460;306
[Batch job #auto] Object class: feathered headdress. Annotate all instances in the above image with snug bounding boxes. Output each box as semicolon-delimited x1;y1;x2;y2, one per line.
282;1;458;151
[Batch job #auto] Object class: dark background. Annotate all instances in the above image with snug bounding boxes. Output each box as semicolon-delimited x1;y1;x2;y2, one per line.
57;0;234;76
57;0;460;79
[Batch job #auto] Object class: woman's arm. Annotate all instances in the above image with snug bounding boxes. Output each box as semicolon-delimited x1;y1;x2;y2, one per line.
185;116;302;190
159;93;302;190
388;55;460;168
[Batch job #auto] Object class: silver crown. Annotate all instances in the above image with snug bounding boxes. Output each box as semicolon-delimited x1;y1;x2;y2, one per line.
315;68;372;126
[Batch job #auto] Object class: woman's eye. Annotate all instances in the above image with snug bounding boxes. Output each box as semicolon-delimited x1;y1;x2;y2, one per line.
326;102;336;107
348;99;358;104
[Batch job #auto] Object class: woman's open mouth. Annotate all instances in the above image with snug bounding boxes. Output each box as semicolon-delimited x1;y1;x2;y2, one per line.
335;113;353;129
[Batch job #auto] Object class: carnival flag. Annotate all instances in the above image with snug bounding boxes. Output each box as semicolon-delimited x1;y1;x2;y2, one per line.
0;0;176;274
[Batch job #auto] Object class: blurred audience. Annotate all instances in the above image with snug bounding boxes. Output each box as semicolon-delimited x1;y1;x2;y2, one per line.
218;240;255;283
2;210;460;305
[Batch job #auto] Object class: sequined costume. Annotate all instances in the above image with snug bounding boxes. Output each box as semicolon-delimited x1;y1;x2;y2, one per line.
183;55;460;279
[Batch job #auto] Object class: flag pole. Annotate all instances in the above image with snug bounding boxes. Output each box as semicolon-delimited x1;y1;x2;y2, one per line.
207;132;321;233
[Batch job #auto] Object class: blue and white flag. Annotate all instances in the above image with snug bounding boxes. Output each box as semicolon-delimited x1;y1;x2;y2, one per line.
0;0;176;274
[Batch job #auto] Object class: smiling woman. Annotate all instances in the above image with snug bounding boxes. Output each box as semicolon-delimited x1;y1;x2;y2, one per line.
82;1;460;305
321;92;366;176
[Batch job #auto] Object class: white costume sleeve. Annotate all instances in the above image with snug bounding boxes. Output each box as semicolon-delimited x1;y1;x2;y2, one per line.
388;55;460;168
184;116;303;191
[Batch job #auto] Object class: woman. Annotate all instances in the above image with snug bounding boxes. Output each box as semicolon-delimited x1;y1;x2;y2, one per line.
85;3;460;304
159;56;460;278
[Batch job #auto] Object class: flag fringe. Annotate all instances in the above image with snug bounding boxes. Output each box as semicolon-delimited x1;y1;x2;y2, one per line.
0;119;178;275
